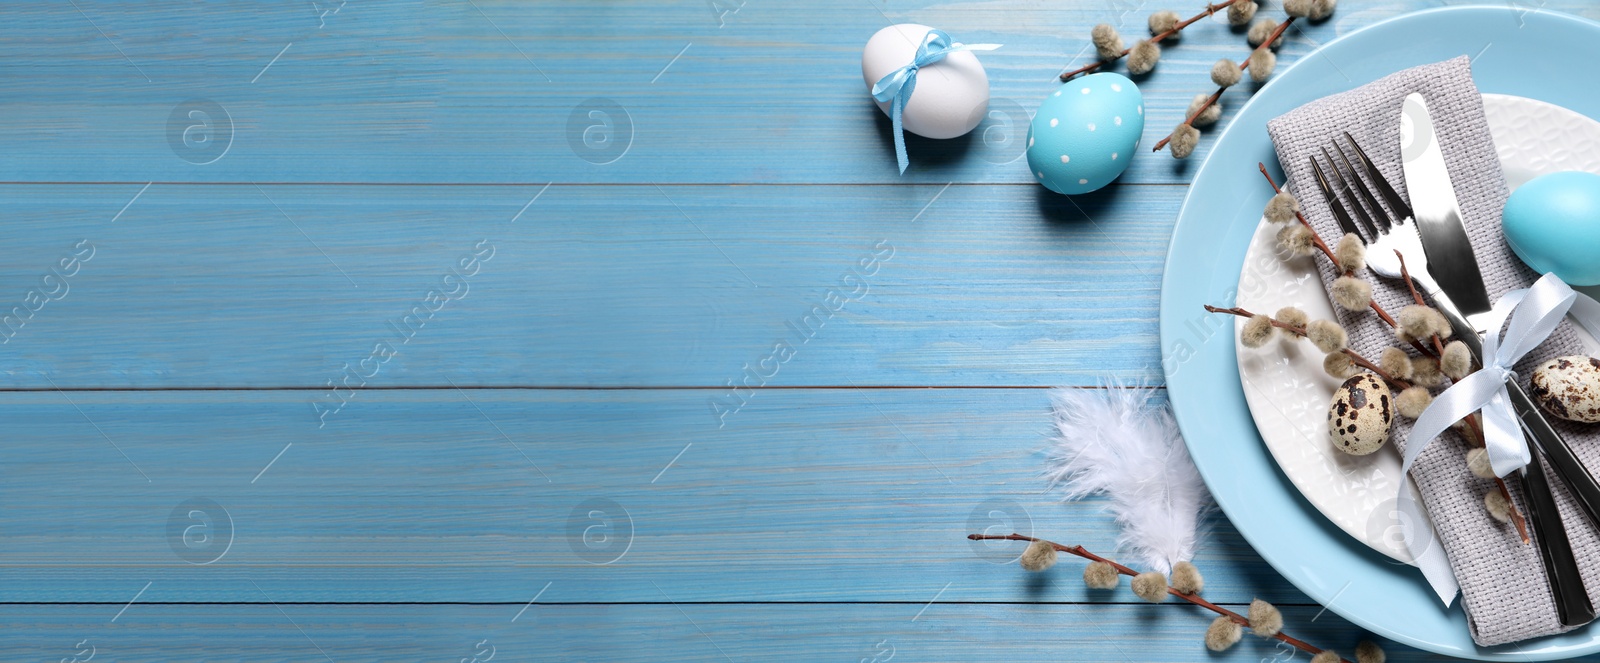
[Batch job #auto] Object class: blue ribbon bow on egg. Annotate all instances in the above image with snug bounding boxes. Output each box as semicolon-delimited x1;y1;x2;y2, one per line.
870;29;1000;174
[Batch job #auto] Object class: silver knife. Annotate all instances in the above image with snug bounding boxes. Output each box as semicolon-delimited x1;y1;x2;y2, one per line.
1401;93;1596;626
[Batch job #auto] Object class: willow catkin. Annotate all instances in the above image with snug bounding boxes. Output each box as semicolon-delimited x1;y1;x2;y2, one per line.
1485;489;1512;523
1205;616;1243;651
1130;572;1168;602
1410;356;1443;388
1228;0;1259;25
1264;192;1300;223
1324;352;1359;379
1287;0;1338;20
1331;276;1372;311
1276;224;1316;257
1128;40;1161;75
1273;307;1308;335
1248;598;1283;637
1083;561;1120;589
1248;49;1277;82
1397;386;1433;419
1188;94;1223;127
1091;24;1124;61
1441;340;1472;380
1354;640;1386;663
1170;561;1204;594
1169;123;1200;159
1248;18;1282;48
1380;346;1413;380
1019;540;1057;571
1335;232;1366;273
1211;59;1241;87
1399;305;1451;341
1307;320;1348;353
1148;10;1180;37
1241;314;1276;348
1467;448;1495;479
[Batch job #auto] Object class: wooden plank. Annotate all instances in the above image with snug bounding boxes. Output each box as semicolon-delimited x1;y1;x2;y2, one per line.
0;603;1412;663
0;183;1184;388
0;387;1327;605
0;0;1479;185
4;3;1537;659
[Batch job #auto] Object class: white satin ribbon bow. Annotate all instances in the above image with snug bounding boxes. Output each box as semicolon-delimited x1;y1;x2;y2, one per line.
1396;273;1600;605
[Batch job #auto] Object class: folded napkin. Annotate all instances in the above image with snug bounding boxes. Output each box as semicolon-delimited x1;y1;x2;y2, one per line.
1268;56;1600;647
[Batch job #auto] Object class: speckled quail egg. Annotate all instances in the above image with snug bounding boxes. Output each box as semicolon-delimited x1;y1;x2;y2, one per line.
1530;355;1600;423
1328;374;1393;455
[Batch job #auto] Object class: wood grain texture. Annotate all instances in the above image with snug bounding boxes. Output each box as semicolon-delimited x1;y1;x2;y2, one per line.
0;604;1433;663
5;1;1581;659
0;388;1328;606
9;1;1597;185
0;183;1186;388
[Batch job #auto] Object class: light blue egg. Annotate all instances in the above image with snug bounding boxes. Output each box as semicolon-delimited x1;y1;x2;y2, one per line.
1503;170;1600;286
1025;73;1144;196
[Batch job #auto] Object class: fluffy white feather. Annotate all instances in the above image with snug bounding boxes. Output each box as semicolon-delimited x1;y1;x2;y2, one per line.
1045;386;1211;574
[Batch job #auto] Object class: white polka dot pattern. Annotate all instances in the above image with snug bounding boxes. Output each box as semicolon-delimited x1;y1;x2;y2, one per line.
1025;73;1144;195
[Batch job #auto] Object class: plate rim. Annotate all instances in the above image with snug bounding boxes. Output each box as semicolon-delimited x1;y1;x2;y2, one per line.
1160;6;1600;660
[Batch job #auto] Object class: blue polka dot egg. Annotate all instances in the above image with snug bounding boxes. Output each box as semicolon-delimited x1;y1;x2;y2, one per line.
1026;73;1144;195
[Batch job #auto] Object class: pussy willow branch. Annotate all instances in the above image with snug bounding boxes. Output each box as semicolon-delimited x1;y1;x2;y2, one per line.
1152;16;1296;151
967;533;1350;663
1394;253;1528;542
1493;453;1531;543
1181;87;1224;136
1059;0;1240;81
1393;255;1494;460
1236;168;1529;543
1452;415;1517;542
1256;164;1443;360
1256;165;1338;265
1203;305;1413;388
1395;252;1448;357
1208;306;1531;542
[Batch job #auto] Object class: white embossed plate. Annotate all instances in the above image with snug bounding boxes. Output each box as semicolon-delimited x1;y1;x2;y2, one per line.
1234;94;1600;562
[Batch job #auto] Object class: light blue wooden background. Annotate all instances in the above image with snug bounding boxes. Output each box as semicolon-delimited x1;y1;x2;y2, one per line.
6;1;1600;661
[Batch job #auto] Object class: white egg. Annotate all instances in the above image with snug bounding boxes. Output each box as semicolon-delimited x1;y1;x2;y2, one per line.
861;23;989;139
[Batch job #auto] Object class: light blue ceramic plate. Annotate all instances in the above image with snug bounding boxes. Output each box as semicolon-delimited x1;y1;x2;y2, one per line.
1162;7;1600;661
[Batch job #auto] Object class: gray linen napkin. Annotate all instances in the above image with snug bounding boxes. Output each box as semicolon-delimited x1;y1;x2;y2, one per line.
1268;56;1600;646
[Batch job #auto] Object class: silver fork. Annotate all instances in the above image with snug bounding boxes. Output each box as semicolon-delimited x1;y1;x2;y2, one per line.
1314;134;1598;626
1309;134;1435;292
